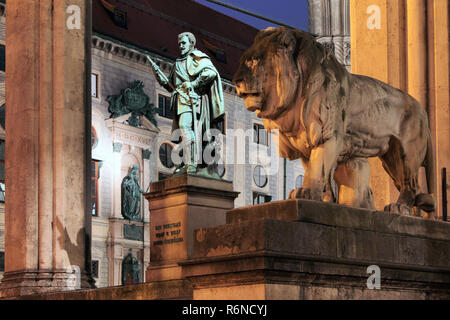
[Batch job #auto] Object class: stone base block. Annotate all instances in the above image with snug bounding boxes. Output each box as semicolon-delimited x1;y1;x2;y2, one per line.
0;269;95;299
179;200;450;300
9;200;449;300
144;174;239;282
13;279;193;300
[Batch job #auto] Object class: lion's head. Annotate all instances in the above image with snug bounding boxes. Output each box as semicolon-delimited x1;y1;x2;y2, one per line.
233;27;343;120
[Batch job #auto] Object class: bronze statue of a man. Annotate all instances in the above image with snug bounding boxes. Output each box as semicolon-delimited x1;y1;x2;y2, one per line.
121;164;144;221
152;32;224;174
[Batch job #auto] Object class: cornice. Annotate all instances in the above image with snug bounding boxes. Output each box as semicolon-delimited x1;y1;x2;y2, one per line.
92;34;238;95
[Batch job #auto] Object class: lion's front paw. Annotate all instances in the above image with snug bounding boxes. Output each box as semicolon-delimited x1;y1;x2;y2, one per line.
288;188;314;200
384;203;412;215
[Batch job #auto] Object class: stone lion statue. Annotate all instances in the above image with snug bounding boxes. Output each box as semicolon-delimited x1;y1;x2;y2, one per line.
233;27;435;217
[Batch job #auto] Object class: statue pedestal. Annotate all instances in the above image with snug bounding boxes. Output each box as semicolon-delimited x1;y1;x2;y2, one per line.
16;199;450;300
180;200;450;299
144;174;239;282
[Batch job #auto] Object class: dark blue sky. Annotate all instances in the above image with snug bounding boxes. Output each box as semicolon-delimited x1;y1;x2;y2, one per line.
195;0;309;32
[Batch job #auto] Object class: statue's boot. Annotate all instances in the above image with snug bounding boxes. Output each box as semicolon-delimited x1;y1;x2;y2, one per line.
185;142;197;174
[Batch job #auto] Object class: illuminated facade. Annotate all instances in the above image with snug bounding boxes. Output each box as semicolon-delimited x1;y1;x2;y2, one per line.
0;0;305;287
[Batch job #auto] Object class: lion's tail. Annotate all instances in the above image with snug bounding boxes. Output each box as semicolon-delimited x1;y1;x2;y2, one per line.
414;132;436;215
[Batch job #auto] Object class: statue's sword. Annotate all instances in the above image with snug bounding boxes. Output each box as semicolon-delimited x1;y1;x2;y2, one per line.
145;55;190;101
189;88;200;166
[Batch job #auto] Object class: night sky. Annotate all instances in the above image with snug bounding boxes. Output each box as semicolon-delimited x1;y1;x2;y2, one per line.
194;0;309;32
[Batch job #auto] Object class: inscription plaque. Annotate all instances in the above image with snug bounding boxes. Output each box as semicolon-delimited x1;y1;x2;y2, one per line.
123;223;143;241
152;221;183;246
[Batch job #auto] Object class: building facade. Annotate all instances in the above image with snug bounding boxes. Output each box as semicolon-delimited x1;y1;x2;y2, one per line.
0;0;305;287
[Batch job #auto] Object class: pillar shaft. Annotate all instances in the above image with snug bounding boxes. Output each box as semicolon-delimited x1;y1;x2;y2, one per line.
426;0;450;218
350;0;449;218
406;0;427;107
0;0;94;298
38;0;54;272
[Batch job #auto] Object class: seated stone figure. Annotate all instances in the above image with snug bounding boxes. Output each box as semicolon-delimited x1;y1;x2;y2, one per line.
121;164;144;221
233;27;435;217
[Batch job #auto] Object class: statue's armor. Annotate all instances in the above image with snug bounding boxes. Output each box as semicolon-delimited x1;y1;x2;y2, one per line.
171;54;216;160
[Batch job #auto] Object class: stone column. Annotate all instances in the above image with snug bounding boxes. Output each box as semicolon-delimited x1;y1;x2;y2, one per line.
350;0;449;218
350;0;401;212
0;0;94;298
426;0;449;219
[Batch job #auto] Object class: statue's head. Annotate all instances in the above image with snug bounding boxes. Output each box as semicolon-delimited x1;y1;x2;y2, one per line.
178;32;196;57
131;164;139;175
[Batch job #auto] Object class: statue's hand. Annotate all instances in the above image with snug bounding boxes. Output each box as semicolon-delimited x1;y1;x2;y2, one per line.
182;81;193;91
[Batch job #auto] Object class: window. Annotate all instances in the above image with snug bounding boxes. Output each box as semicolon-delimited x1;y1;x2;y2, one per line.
295;175;304;188
91;73;99;98
91;260;99;278
0;251;4;272
214;115;226;135
253;192;272;205
91;160;101;216
158;94;173;119
253;165;268;188
91;126;99;149
0;104;4;129
158;172;172;181
253;123;268;146
0;139;4;202
159;143;174;169
0;45;5;72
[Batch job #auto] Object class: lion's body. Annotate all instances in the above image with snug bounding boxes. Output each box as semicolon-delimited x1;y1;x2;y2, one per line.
233;27;435;216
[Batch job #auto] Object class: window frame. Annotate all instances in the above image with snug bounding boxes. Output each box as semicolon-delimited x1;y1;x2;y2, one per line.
252;192;272;205
159;143;175;169
0;44;5;72
253;123;269;146
0;251;4;272
91;72;101;101
91;260;99;279
253;165;268;188
91;126;99;149
295;175;304;189
91;160;101;217
0;139;4;203
157;94;173;119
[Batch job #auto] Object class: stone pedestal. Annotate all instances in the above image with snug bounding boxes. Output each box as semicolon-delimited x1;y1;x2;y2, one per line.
180;200;450;300
13;199;450;300
144;174;239;282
